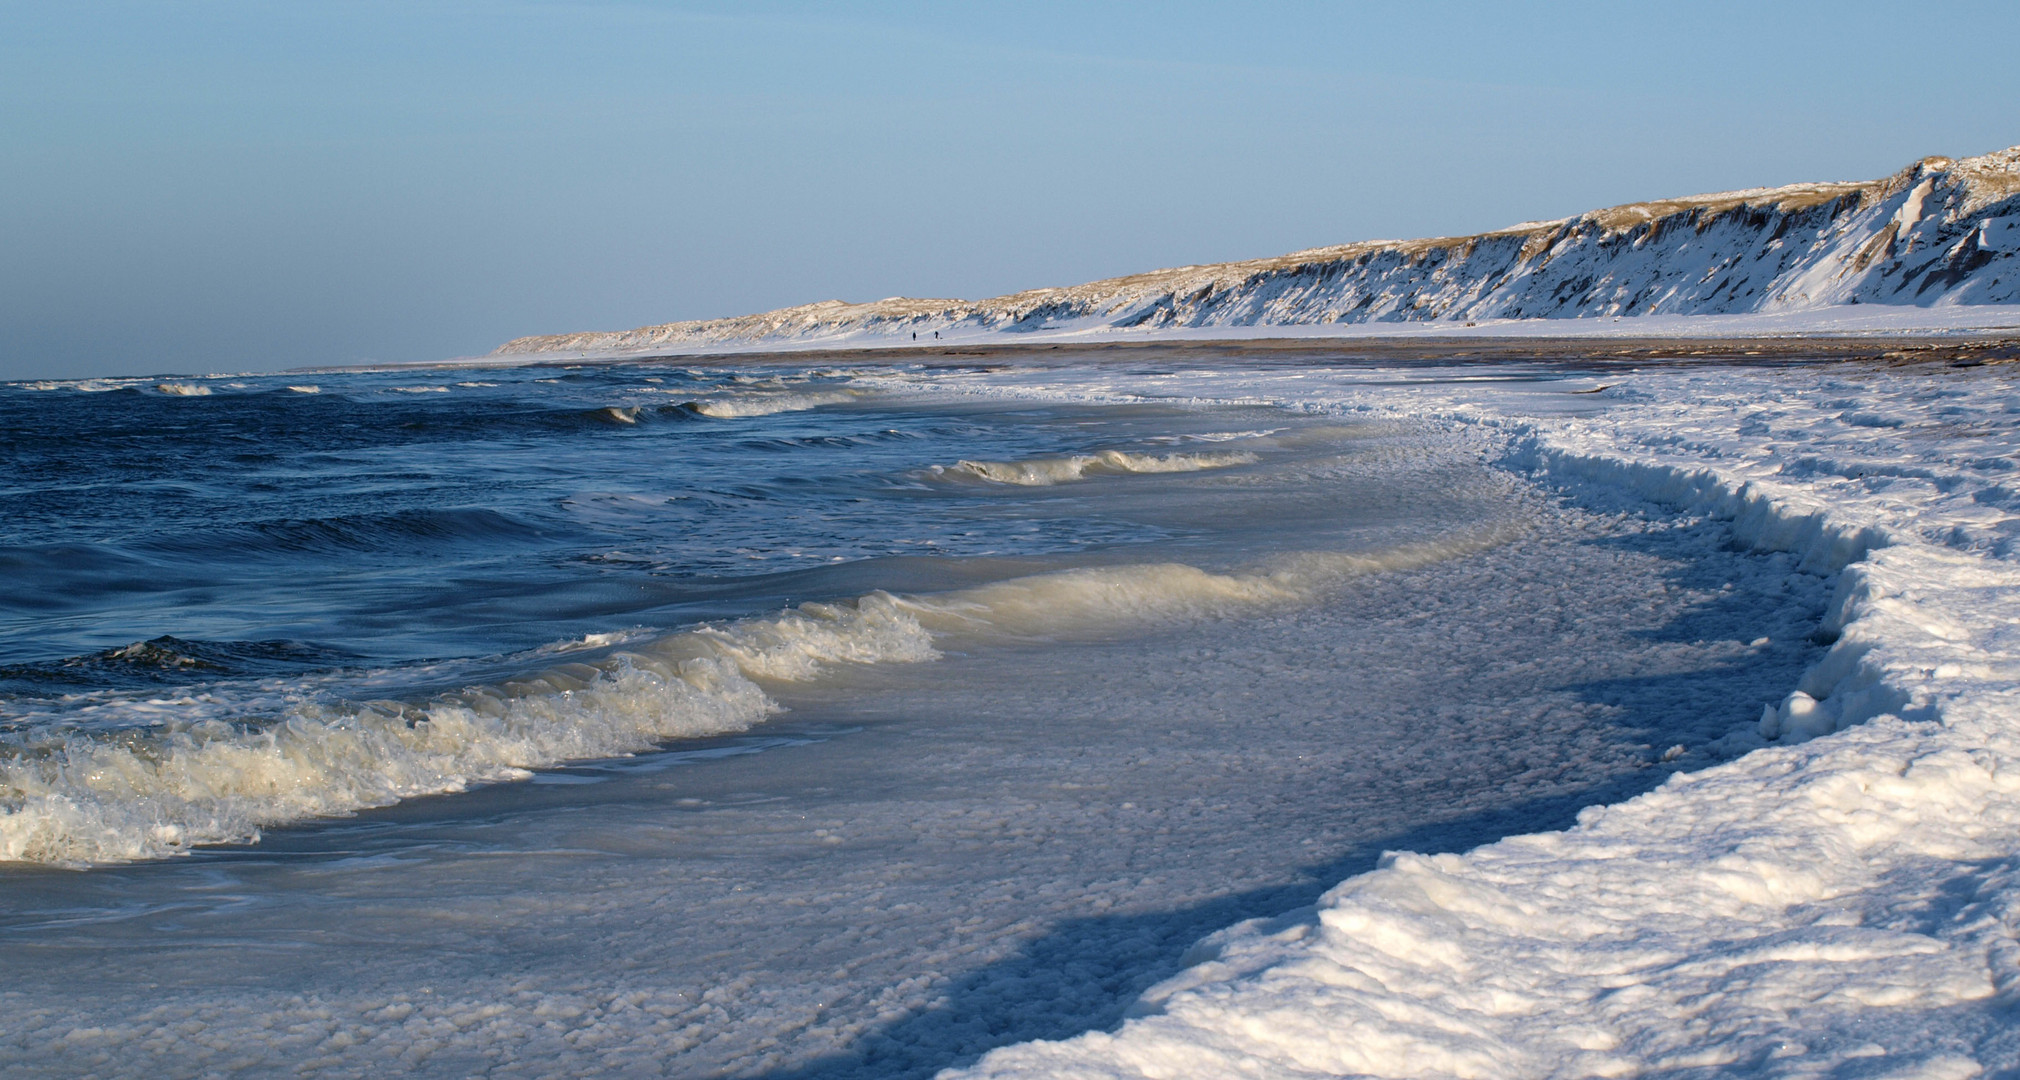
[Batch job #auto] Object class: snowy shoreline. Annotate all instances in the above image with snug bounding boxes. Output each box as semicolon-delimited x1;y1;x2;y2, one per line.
264;343;2020;1076
932;361;2020;1078
310;309;2020;386
429;306;2020;371
11;351;2019;1074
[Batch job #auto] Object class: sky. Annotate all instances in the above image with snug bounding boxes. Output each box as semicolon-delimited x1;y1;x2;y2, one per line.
3;1;2018;380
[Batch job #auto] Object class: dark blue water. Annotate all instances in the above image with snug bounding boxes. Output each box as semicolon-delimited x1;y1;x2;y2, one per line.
1;364;1292;680
7;361;1459;865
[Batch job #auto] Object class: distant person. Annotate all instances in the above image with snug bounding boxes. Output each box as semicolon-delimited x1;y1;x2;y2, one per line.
933;331;939;339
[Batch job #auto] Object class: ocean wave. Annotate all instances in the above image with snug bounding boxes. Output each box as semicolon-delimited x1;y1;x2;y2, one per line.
0;636;358;691
136;507;550;559
940;449;1259;486
1143;429;1284;444
579;403;713;427
0;532;1506;866
154;383;213;396
0;596;939;866
17;379;138;393
686;389;859;418
897;533;1507;640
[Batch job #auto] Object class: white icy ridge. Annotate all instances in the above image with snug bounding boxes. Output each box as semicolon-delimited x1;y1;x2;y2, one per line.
498;145;2020;356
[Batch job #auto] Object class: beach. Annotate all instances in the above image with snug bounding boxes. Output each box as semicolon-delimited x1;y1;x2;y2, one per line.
4;344;2015;1076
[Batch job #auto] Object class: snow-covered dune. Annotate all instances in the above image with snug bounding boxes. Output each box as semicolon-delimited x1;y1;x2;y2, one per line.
497;146;2020;357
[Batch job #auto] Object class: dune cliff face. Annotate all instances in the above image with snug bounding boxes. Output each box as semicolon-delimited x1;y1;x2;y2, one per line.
497;146;2020;355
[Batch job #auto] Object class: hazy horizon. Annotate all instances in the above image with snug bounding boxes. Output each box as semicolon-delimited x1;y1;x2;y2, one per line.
5;0;2018;381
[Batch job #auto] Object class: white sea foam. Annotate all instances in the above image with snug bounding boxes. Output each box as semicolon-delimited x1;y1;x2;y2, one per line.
1144;429;1283;444
0;596;934;866
942;449;1260;486
897;539;1503;642
155;382;212;396
689;389;858;417
21;378;139;392
285;385;321;394
0;533;1496;867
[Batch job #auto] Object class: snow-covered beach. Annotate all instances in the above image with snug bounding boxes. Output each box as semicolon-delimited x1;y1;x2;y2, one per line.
5;347;2018;1078
925;353;2020;1079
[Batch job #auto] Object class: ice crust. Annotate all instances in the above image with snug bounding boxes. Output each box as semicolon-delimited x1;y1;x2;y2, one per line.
942;364;2020;1078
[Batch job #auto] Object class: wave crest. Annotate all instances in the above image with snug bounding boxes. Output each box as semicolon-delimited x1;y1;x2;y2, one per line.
942;449;1259;486
0;596;937;866
687;390;858;418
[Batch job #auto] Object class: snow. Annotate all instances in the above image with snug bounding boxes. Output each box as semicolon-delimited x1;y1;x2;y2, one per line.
938;361;2020;1079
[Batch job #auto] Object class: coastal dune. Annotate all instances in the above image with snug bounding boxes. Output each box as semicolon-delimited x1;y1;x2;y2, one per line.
497;145;2020;357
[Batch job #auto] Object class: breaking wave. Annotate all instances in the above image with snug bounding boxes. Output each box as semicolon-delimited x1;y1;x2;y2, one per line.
939;449;1259;486
687;390;858;418
0;531;1506;867
155;383;213;396
0;597;938;866
0;637;362;691
18;379;137;393
136;507;550;559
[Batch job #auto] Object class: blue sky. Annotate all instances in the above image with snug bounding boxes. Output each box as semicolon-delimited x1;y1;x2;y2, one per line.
4;1;2017;379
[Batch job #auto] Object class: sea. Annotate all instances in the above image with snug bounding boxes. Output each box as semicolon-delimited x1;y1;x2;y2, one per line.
0;353;1828;1078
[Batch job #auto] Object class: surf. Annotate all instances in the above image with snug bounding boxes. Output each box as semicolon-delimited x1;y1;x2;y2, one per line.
939;449;1260;486
0;526;1509;867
